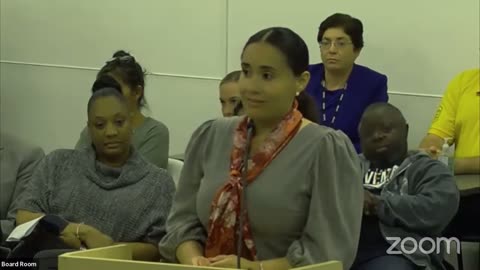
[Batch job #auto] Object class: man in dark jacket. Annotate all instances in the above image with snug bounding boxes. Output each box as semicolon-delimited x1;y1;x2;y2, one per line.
351;103;460;270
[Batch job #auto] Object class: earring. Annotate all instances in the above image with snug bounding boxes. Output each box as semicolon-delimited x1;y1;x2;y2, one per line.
296;92;300;96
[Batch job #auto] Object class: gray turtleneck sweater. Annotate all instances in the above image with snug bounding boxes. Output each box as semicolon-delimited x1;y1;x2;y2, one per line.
17;147;175;244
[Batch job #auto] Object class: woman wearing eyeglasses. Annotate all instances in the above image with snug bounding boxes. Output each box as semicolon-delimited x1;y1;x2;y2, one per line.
305;13;388;153
75;50;170;169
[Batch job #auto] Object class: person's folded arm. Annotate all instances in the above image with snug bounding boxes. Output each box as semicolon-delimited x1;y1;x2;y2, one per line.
2;147;45;238
375;160;460;234
176;240;205;265
14;151;55;226
419;133;444;157
128;171;175;261
286;131;363;269
158;120;214;263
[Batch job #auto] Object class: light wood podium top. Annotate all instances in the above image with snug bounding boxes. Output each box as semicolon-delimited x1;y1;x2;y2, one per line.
59;245;343;270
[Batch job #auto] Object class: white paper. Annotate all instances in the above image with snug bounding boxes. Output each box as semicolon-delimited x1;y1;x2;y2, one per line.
6;216;45;242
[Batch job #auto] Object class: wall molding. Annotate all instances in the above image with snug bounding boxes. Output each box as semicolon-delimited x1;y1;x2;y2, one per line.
388;91;442;98
0;60;221;81
0;60;443;98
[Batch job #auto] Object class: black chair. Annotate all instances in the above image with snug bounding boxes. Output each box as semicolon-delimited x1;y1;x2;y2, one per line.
443;259;456;270
456;235;480;270
34;249;75;270
0;246;11;259
444;194;480;270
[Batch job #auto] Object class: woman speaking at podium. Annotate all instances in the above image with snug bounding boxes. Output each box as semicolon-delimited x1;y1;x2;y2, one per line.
159;27;364;269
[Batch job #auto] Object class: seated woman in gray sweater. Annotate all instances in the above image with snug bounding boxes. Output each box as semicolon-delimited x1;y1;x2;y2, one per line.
75;50;169;169
352;103;459;270
16;88;175;261
159;27;364;269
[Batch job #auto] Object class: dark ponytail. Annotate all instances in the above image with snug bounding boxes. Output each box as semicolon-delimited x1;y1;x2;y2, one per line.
91;74;122;93
97;50;148;108
112;50;130;58
296;92;319;123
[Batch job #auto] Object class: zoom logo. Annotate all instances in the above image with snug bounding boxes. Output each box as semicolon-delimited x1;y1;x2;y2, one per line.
386;237;460;255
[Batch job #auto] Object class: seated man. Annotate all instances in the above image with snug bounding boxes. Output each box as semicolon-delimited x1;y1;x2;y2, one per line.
0;133;44;242
351;103;460;270
219;70;243;117
420;69;479;174
15;88;175;263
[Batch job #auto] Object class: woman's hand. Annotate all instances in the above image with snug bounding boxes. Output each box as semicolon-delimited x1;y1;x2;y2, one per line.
60;223;113;249
59;223;82;249
191;256;211;266
81;225;114;249
422;146;441;159
363;190;380;216
209;255;258;269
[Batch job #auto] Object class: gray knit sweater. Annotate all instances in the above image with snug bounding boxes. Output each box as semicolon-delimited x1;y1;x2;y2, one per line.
18;147;175;245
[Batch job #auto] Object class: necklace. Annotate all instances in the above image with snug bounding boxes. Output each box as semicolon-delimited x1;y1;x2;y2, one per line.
321;80;347;126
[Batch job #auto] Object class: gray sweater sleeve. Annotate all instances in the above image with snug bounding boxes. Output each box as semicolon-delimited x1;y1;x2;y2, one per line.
158;120;212;262
376;160;460;235
16;152;56;214
142;171;176;245
137;122;169;170
1;146;44;240
286;130;364;269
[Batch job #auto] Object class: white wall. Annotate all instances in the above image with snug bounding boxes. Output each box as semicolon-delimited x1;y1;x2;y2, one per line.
0;3;478;267
0;0;226;153
0;63;220;154
1;0;479;154
227;0;480;95
0;0;227;77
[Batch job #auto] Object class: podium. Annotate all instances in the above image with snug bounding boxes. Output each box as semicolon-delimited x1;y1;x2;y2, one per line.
59;245;343;270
